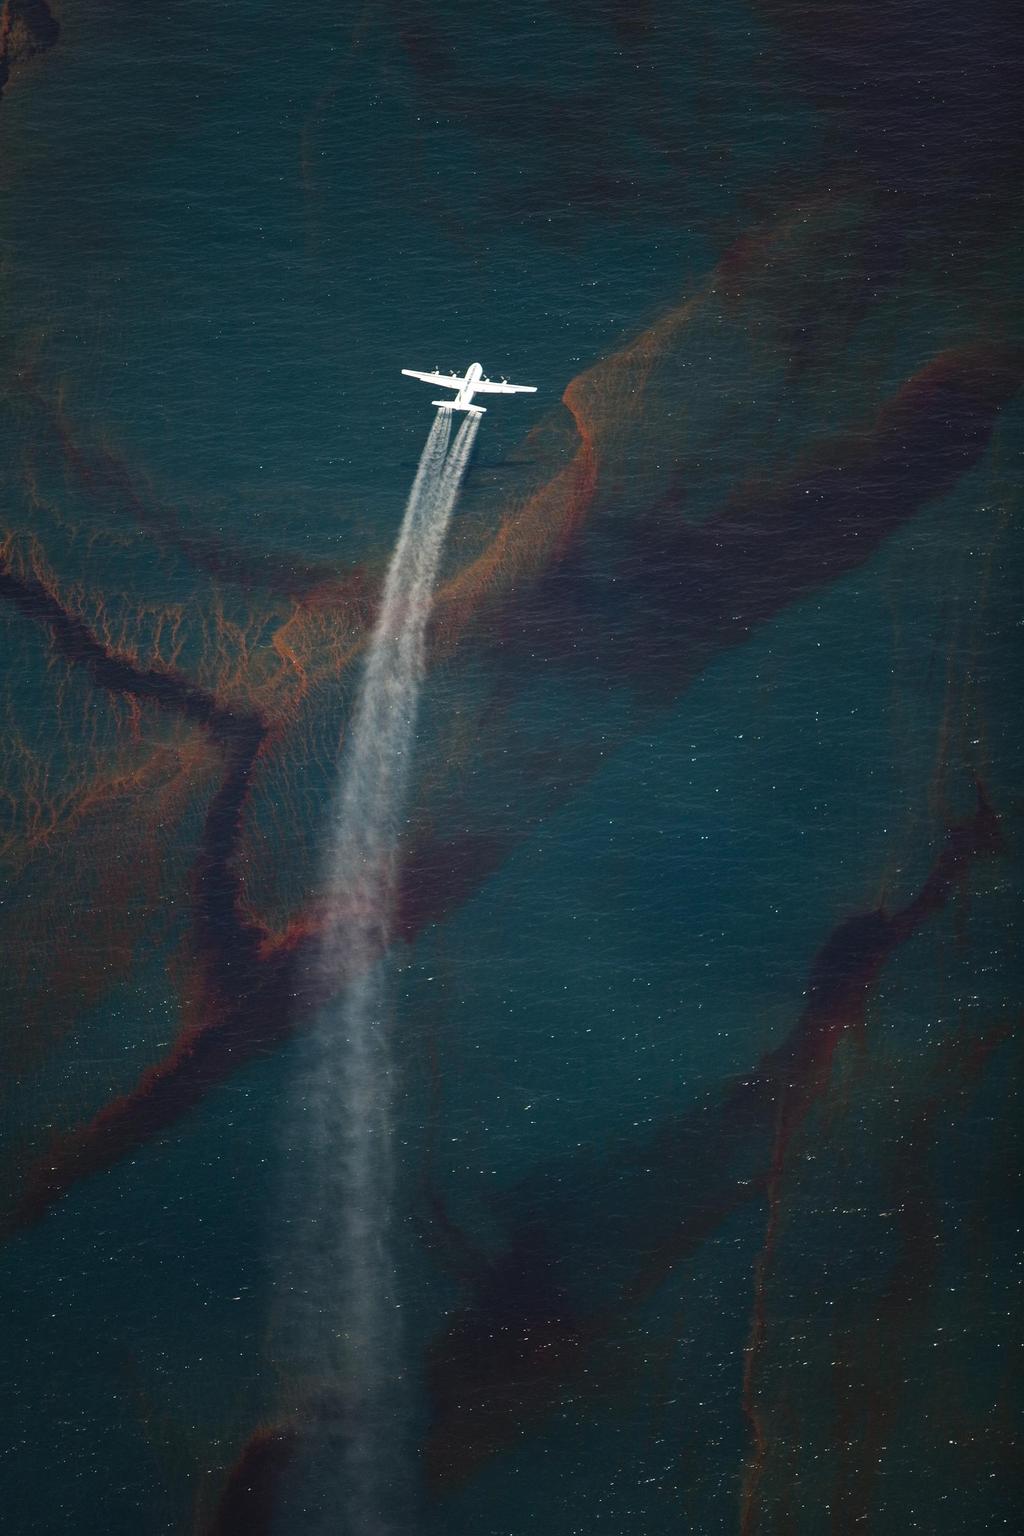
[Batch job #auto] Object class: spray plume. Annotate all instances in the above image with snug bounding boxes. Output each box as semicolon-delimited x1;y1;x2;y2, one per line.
277;408;478;1535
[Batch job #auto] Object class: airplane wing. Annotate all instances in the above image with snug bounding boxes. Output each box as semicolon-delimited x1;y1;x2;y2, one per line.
473;380;537;394
401;368;463;388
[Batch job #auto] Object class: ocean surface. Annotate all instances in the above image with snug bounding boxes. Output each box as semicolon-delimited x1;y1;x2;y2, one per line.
0;3;1020;1533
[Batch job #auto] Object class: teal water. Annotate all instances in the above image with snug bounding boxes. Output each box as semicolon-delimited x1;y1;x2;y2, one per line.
0;3;1020;1533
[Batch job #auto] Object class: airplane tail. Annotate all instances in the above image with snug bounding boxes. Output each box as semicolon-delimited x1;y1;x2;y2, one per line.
433;400;485;415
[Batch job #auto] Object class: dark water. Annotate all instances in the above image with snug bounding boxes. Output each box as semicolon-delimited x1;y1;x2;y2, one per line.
0;3;1020;1533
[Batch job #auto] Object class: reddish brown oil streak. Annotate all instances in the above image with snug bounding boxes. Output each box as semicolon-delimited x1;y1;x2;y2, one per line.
480;343;1022;713
395;829;514;941
739;790;1003;1533
0;1;58;103
202;1423;297;1536
14;373;352;599
0;552;271;1228
552;375;600;560
420;792;1003;1497
10;371;350;605
660;346;1022;665
823;1021;1016;1535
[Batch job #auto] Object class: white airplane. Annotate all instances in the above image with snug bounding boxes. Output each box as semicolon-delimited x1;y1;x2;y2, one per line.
401;361;537;415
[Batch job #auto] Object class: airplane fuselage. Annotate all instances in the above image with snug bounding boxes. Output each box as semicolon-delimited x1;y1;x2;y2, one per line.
453;362;484;410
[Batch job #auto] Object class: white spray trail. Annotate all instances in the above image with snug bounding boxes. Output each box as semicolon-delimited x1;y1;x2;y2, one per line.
282;407;479;1536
